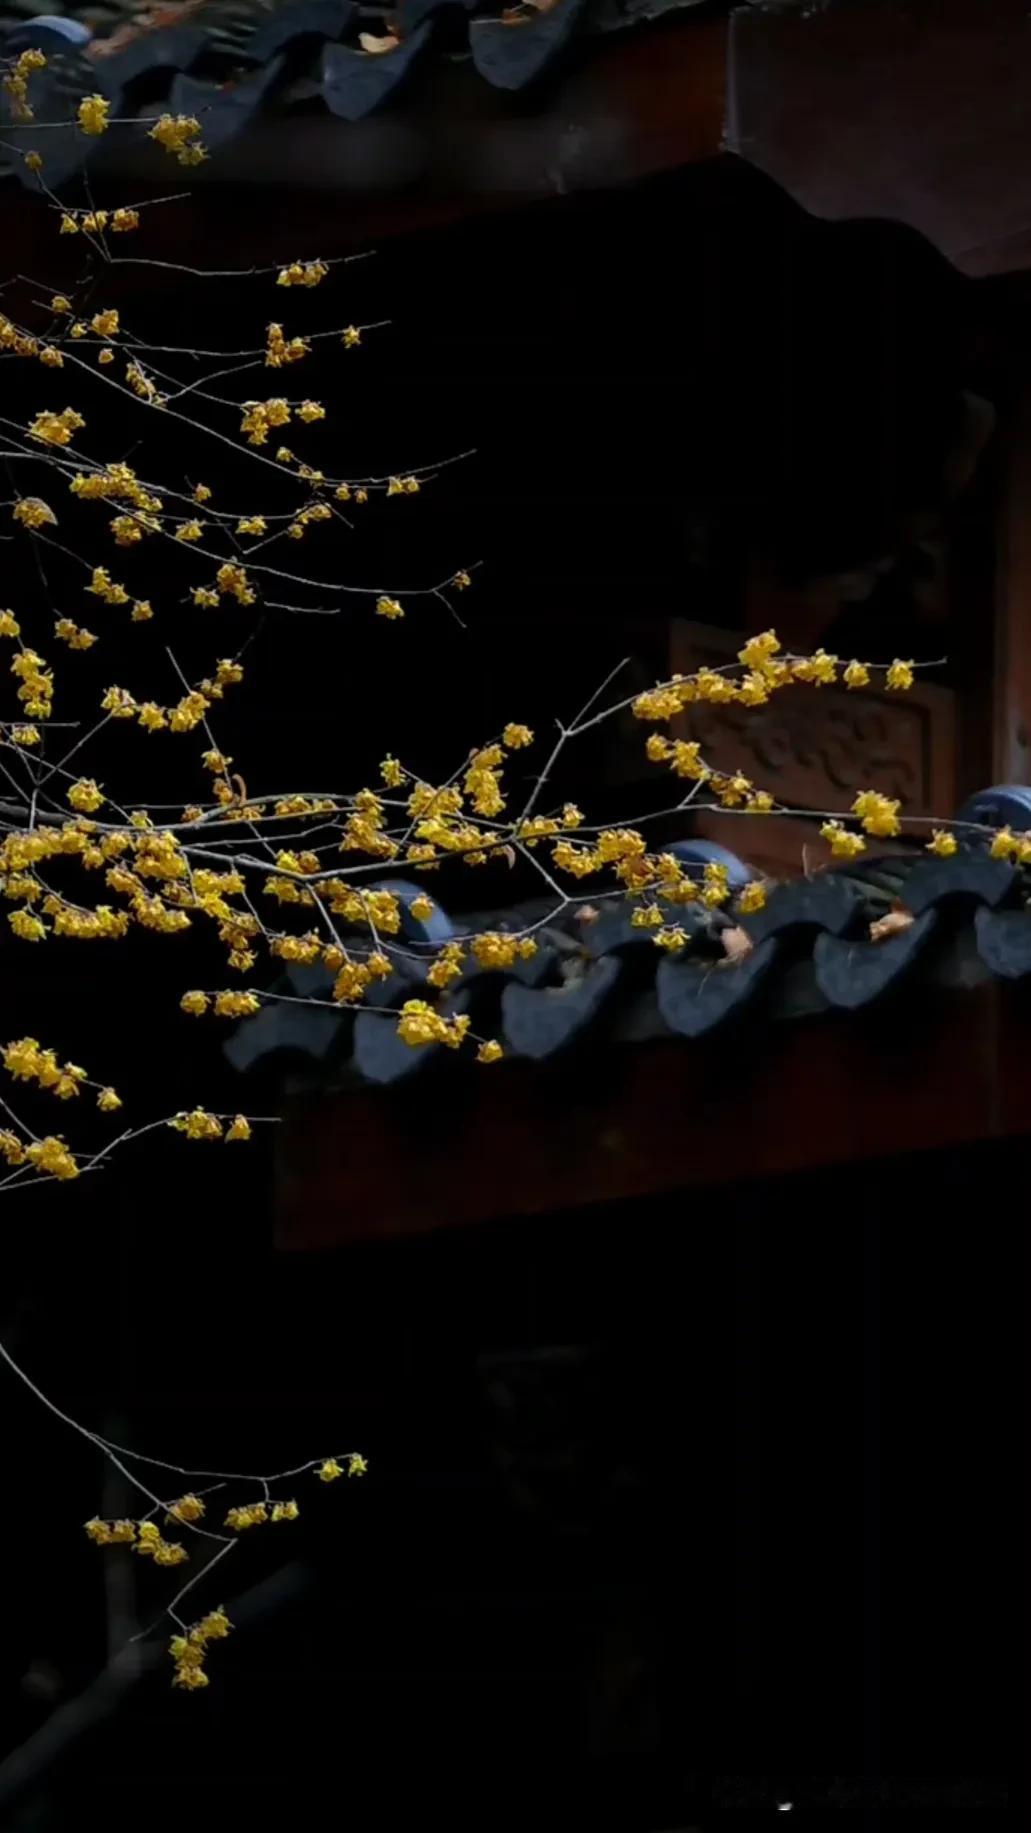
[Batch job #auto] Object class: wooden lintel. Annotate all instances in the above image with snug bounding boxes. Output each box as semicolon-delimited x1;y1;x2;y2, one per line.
275;982;1016;1250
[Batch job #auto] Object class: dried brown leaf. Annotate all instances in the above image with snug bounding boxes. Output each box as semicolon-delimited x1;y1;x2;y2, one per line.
869;906;914;944
720;925;754;964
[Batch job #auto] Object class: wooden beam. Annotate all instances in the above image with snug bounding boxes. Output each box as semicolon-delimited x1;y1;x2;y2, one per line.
21;15;724;257
275;983;1011;1249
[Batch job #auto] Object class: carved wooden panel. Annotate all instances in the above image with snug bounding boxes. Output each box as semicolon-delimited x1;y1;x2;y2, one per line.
669;621;957;873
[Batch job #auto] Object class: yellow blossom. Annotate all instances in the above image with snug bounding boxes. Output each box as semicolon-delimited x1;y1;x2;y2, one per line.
66;778;105;814
886;659;914;692
9;909;46;940
97;1087;122;1112
989;827;1020;862
167;1494;205;1524
225;1502;268;1530
149;112;206;164
77;94;110;135
502;723;533;749
852;790;901;839
820;820;866;860
792;649;838;686
318;1458;343;1482
277;260;329;288
926;829;958;858
25;1135;78;1178
844;660;871;690
477;1039;503;1064
170;1108;223;1141
28;407;84;448
226;1115;252;1143
12;497;56;530
376;596;403;620
737;881;767;914
653;926;688;952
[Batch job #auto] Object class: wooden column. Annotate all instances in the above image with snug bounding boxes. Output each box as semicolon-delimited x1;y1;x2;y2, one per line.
994;383;1031;784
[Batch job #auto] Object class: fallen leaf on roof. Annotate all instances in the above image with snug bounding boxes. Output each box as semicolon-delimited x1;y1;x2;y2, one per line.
869;905;915;943
720;925;754;964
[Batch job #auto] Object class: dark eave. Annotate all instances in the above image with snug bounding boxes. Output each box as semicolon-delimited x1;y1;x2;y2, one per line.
6;1;1031;280
227;847;1031;1099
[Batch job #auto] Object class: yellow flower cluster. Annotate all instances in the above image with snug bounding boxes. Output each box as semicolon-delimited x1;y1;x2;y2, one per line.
58;206;138;234
169;1608;231;1691
3;46;46;121
852;790;901;838
12;497;56;530
10;647;52;721
319;1455;367;1480
148;112;205;164
240;398;292;445
169;1108;223;1140
225;1502;268;1530
988;826;1031;865
135;1520;188;1566
266;322;309;367
820;821;866;860
215;562;256;605
55;617;98;649
396;999;470;1050
277;260;329;288
166;1494;205;1524
426;940;464;988
331;953;392;1003
469;932;537;970
66;778;105;814
28;407;84;447
3;1038;87;1100
653;925;689;952
0;313;42;358
124;361;164;405
87;566;130;605
77;94;109;135
85;1517;138;1545
633;634;916;725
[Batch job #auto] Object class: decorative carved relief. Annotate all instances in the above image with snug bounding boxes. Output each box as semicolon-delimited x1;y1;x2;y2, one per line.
670;621;956;820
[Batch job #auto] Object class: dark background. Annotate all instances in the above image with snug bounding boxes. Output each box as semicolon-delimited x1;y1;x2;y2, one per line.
0;160;1016;1825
